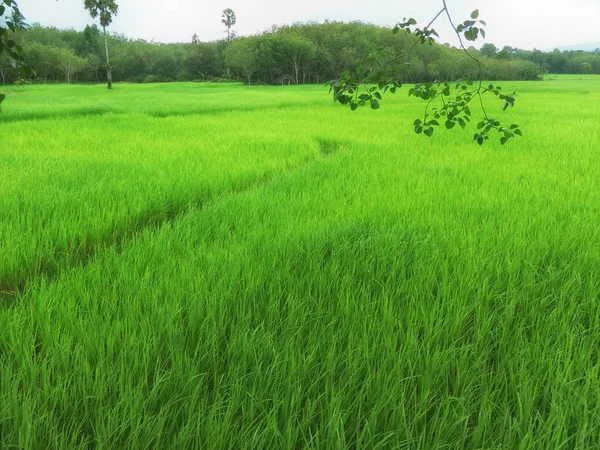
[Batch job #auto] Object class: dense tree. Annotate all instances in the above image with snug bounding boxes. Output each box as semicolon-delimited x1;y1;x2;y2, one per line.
279;33;315;84
224;37;258;84
83;0;118;89
3;18;599;88
480;43;497;58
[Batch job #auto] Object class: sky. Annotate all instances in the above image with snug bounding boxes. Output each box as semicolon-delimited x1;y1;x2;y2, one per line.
16;0;600;50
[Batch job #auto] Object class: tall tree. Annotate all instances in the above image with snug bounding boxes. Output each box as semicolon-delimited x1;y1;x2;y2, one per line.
221;8;236;42
83;0;118;89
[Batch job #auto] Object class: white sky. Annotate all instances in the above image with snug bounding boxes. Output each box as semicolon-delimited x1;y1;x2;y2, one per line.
17;0;600;50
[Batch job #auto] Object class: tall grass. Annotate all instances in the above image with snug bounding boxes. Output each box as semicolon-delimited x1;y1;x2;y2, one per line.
1;77;600;448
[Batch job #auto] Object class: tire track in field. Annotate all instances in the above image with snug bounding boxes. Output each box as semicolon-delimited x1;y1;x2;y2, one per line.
0;100;316;123
0;138;344;303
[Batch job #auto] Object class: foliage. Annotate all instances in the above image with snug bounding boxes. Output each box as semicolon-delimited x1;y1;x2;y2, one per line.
223;37;258;84
0;0;31;108
222;8;236;42
4;20;598;89
329;3;521;145
83;0;118;28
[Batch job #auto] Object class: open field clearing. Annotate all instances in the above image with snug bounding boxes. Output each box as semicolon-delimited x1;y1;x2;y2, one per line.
1;76;600;448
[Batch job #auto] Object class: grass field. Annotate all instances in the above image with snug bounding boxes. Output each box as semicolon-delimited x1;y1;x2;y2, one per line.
1;76;600;449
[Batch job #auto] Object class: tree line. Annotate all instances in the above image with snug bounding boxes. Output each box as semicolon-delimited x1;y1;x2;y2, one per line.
1;19;599;86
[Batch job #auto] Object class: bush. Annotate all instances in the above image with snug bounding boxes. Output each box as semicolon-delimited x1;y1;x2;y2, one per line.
143;75;161;83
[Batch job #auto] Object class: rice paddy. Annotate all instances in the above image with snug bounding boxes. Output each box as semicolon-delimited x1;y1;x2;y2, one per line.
1;75;600;448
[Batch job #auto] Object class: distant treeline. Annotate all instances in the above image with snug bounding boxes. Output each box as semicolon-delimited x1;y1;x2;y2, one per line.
2;21;599;85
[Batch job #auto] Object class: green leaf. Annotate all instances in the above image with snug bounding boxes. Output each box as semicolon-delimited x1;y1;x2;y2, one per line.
479;20;487;26
424;127;434;137
471;9;479;19
445;120;455;129
374;92;382;100
514;129;522;137
350;103;358;111
0;5;5;15
0;93;5;104
458;118;466;128
500;137;508;145
477;136;484;145
509;124;519;129
480;29;486;39
370;99;380;110
415;126;423;134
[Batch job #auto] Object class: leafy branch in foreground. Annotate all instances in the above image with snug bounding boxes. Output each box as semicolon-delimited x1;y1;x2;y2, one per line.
329;1;522;145
0;0;32;110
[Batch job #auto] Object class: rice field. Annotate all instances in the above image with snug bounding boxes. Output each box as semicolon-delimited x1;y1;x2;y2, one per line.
1;75;600;449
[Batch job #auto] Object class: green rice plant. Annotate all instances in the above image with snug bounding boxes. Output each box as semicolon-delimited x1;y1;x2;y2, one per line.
1;76;599;449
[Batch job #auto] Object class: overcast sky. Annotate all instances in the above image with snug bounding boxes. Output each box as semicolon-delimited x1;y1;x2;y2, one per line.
17;0;600;50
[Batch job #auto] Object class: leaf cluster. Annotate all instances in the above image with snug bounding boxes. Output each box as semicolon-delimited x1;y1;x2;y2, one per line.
411;80;521;145
83;0;119;28
329;6;523;146
0;0;31;107
456;9;487;42
393;17;440;46
329;72;402;112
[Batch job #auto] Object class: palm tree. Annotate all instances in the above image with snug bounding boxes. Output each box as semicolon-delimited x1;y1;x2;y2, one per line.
221;9;236;42
83;0;118;89
9;8;29;30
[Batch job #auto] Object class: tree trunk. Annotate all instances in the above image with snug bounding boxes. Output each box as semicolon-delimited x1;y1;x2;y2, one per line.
103;25;113;90
293;57;300;85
